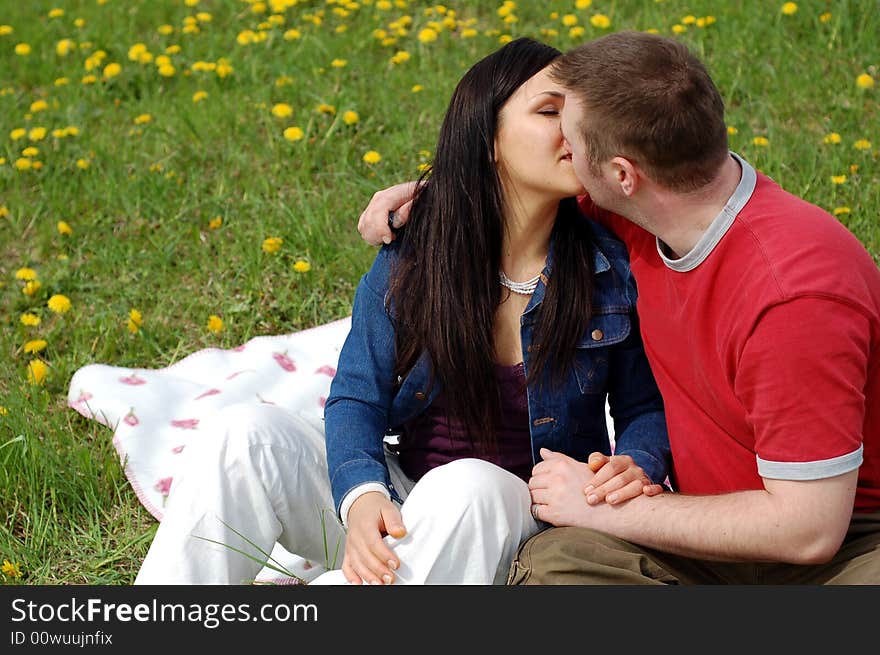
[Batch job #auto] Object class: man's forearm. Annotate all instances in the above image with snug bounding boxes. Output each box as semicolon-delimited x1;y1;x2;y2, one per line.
577;479;853;565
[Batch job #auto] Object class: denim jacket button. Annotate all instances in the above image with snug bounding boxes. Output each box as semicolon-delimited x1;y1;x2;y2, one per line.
591;329;604;341
414;391;426;401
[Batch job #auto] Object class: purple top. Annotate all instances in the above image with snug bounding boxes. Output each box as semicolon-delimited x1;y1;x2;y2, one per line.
396;362;533;483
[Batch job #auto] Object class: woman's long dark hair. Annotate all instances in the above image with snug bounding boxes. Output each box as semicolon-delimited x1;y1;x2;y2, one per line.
388;38;595;452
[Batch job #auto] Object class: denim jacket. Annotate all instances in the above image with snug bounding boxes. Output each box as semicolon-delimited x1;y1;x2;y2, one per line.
324;219;670;518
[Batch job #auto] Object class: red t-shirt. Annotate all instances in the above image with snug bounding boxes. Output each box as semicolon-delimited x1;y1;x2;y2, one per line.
580;158;880;511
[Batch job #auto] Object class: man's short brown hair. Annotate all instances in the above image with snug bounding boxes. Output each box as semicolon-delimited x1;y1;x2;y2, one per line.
552;31;729;192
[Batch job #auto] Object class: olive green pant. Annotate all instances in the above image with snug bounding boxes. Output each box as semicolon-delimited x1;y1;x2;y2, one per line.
508;513;880;585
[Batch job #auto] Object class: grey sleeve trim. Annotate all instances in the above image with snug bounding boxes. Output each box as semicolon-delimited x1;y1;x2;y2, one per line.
757;445;863;481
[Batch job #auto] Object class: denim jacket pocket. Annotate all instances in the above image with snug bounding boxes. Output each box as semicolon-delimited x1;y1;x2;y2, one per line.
573;311;630;394
388;352;438;428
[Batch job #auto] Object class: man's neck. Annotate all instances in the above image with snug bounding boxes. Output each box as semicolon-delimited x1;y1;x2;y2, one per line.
644;156;743;259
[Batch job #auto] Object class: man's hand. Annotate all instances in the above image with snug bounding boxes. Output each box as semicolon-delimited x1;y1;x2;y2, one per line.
357;181;419;246
584;452;664;505
342;491;407;585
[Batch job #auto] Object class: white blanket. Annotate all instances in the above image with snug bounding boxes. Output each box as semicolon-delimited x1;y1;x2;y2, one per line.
67;317;353;584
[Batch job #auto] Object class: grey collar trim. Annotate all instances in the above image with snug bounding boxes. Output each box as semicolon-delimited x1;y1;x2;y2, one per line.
658;152;756;272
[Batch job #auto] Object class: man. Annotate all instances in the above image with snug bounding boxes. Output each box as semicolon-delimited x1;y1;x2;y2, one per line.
356;31;880;584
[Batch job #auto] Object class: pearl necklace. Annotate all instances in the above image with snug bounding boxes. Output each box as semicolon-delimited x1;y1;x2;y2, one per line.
499;270;541;295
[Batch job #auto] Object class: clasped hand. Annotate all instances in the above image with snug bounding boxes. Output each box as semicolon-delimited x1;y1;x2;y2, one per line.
528;448;663;526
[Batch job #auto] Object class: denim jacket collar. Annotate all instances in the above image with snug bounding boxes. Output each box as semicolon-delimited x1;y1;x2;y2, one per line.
522;234;612;317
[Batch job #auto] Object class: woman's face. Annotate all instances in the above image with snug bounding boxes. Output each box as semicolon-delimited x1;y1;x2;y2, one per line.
494;65;586;202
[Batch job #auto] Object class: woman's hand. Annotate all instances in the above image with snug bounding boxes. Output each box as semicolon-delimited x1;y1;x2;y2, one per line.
342;491;407;585
584;452;664;505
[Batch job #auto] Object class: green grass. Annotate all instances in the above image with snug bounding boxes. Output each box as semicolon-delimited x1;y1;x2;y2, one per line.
1;0;877;584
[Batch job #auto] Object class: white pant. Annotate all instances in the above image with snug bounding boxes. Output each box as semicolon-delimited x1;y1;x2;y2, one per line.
134;403;540;585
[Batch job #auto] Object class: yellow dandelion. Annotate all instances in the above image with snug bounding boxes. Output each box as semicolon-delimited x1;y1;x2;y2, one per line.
0;25;13;36
293;259;311;273
127;308;143;334
165;45;181;55
20;313;41;327
283;126;304;142
561;14;578;27
363;150;382;164
576;0;592;8
208;216;223;230
284;28;301;40
22;280;41;296
569;26;585;38
727;126;738;135
780;2;798;15
461;28;478;38
47;294;72;313
22;147;38;157
0;205;8;218
15;158;32;171
2;560;22;578
206;314;224;333
57;220;73;235
55;77;69;86
316;103;336;115
590;14;611;29
820;12;832;23
833;207;851;215
215;59;233;78
391;50;411;65
752;136;769;146
27;359;48;385
271;103;293;118
158;64;176;77
856;73;874;89
76;158;91;169
15;267;37;281
418;28;438;43
15;43;31;56
331;58;347;68
134;114;152;125
850;164;859;174
48;8;64;18
342;110;359;125
0;407;7;416
262;236;283;253
411;84;423;93
103;62;122;79
30;100;48;113
11;128;26;140
830;175;847;184
672;24;687;34
853;139;872;150
682;15;697;25
81;75;97;85
192;90;208;103
74;18;85;28
24;339;47;354
823;132;842;144
29;127;47;141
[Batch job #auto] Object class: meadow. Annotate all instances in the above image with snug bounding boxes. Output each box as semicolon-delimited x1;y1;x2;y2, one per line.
0;0;877;584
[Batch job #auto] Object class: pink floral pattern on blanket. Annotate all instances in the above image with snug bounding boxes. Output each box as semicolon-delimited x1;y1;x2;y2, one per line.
66;317;353;584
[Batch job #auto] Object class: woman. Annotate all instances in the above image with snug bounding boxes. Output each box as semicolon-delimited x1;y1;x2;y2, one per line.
134;38;669;585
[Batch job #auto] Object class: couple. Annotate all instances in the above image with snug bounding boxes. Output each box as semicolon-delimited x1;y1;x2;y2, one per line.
136;32;880;585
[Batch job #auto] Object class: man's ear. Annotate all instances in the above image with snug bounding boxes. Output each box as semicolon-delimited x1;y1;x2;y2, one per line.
609;156;640;197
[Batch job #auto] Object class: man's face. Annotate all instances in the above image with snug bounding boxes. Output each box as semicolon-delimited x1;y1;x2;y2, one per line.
559;94;618;211
559;95;593;189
